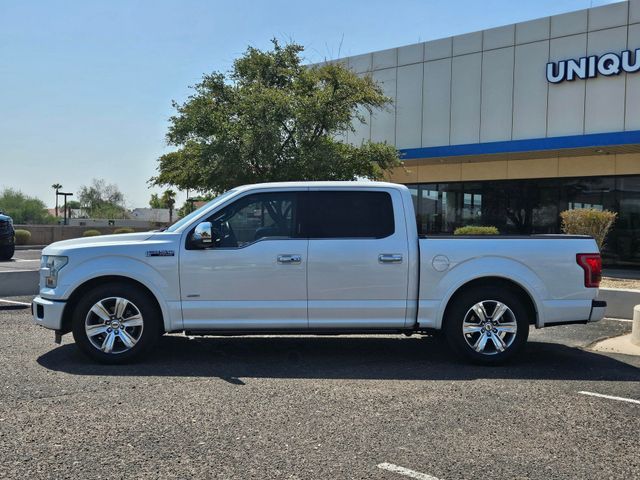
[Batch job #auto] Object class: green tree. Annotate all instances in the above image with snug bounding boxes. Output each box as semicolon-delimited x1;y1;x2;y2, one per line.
161;189;176;223
78;178;126;219
151;40;400;193
149;190;177;222
149;193;163;209
0;188;55;224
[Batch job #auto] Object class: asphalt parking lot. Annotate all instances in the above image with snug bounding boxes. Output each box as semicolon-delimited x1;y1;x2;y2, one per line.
0;296;638;480
0;249;41;272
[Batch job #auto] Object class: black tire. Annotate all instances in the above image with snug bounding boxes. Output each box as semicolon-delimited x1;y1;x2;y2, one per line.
444;286;530;365
71;282;162;364
0;244;14;261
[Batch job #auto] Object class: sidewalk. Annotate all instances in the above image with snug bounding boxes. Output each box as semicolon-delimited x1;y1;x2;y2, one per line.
601;268;640;291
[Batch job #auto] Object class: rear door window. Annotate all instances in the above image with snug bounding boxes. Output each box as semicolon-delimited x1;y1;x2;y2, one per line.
303;191;395;239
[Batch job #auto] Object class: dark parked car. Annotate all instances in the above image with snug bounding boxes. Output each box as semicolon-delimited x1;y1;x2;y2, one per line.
0;211;15;260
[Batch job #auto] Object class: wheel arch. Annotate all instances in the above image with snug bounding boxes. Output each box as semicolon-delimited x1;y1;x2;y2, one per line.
441;276;539;329
60;275;166;335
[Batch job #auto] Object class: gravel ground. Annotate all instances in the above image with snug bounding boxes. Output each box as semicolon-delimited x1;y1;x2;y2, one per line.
600;276;640;290
0;297;639;480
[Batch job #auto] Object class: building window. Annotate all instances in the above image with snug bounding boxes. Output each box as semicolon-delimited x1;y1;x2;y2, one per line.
406;175;639;267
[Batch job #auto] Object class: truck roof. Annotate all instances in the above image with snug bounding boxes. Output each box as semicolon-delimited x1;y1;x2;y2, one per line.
234;181;407;192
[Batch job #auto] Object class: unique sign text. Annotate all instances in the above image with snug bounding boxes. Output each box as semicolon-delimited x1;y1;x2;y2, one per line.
547;49;640;83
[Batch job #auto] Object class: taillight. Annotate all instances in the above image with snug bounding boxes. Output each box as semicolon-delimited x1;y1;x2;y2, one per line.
576;253;602;288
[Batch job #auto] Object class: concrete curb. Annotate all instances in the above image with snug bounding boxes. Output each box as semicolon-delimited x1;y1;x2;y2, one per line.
597;288;640;320
632;305;640;347
0;271;39;296
590;333;640;356
15;245;45;250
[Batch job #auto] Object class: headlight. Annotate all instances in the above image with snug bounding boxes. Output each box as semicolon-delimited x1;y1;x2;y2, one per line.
41;255;68;288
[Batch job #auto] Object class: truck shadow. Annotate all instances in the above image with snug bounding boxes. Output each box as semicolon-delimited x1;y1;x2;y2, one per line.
37;335;640;383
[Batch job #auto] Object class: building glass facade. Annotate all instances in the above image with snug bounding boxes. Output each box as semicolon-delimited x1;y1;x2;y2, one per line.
407;174;640;267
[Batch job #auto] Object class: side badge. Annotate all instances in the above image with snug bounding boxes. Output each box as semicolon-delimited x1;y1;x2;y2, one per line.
146;250;175;257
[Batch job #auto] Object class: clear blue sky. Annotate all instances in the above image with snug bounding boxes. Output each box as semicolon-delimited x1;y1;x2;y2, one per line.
0;0;619;208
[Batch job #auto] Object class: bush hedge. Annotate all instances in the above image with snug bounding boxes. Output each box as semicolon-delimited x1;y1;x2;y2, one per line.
113;227;135;234
14;229;31;245
560;208;617;250
453;226;499;236
82;229;102;237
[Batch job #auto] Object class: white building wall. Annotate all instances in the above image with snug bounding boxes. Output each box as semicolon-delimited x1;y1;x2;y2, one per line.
339;0;640;149
547;33;587;137
422;58;451;146
396;63;423;148
628;23;640;130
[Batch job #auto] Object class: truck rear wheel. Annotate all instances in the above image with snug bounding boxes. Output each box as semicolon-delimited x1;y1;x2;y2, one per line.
0;244;14;261
71;283;161;364
444;286;529;365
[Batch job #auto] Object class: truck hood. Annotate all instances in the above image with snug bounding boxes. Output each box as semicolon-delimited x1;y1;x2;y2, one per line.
43;232;156;255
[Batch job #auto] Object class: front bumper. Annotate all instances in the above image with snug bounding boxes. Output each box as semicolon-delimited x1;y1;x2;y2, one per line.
589;299;607;322
32;296;66;330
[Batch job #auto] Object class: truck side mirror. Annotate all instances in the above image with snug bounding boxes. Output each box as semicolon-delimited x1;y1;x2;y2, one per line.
191;222;215;249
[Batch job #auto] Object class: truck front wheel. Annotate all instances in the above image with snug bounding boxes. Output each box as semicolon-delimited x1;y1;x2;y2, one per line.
444;286;529;365
71;283;161;364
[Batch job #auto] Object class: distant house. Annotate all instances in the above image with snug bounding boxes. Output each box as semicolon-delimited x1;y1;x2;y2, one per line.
129;208;171;224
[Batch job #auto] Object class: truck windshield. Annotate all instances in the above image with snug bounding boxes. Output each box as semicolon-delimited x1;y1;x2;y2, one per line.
164;189;238;233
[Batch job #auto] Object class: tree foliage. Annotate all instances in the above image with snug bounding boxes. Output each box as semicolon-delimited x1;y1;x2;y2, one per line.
152;40;400;193
149;194;163;209
0;188;55;224
149;189;177;222
454;226;499;235
77;179;126;219
560;208;617;250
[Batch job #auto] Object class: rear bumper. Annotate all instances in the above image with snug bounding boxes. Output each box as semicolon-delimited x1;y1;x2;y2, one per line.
589;299;607;322
540;298;606;327
32;296;66;330
0;234;14;246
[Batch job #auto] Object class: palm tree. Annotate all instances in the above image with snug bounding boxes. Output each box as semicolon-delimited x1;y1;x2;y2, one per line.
161;189;177;223
51;183;62;217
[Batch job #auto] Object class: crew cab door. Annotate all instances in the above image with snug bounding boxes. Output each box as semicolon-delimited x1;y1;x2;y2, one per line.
305;189;410;329
179;190;308;330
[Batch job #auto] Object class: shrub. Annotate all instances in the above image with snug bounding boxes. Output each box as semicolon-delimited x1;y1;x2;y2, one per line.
454;226;499;236
14;229;31;245
560;208;617;250
113;227;135;234
82;229;102;237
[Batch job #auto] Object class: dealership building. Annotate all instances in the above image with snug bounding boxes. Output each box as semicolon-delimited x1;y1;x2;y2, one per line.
337;0;640;267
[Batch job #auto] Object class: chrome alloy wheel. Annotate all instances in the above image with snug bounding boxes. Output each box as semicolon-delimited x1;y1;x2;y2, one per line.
84;297;144;354
462;300;518;355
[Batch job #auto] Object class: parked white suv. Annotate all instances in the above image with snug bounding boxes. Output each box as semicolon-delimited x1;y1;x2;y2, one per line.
32;182;606;364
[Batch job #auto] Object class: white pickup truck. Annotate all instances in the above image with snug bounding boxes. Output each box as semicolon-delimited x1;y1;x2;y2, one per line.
32;182;606;364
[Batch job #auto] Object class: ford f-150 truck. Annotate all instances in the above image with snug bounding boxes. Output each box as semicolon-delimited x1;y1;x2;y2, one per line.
32;182;606;364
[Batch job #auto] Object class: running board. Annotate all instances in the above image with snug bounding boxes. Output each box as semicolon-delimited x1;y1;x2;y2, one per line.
182;328;419;337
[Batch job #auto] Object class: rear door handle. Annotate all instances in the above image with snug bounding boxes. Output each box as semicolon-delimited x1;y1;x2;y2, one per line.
277;254;302;264
378;254;403;264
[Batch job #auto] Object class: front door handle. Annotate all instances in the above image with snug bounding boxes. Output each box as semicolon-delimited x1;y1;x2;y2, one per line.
378;253;403;264
277;254;302;264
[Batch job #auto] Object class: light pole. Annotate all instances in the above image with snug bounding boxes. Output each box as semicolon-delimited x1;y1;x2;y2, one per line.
59;192;73;226
187;197;196;214
52;183;62;218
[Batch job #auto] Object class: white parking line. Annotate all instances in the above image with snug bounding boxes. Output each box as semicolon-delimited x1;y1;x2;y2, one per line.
0;299;31;306
605;317;633;323
377;463;442;480
578;391;640;405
